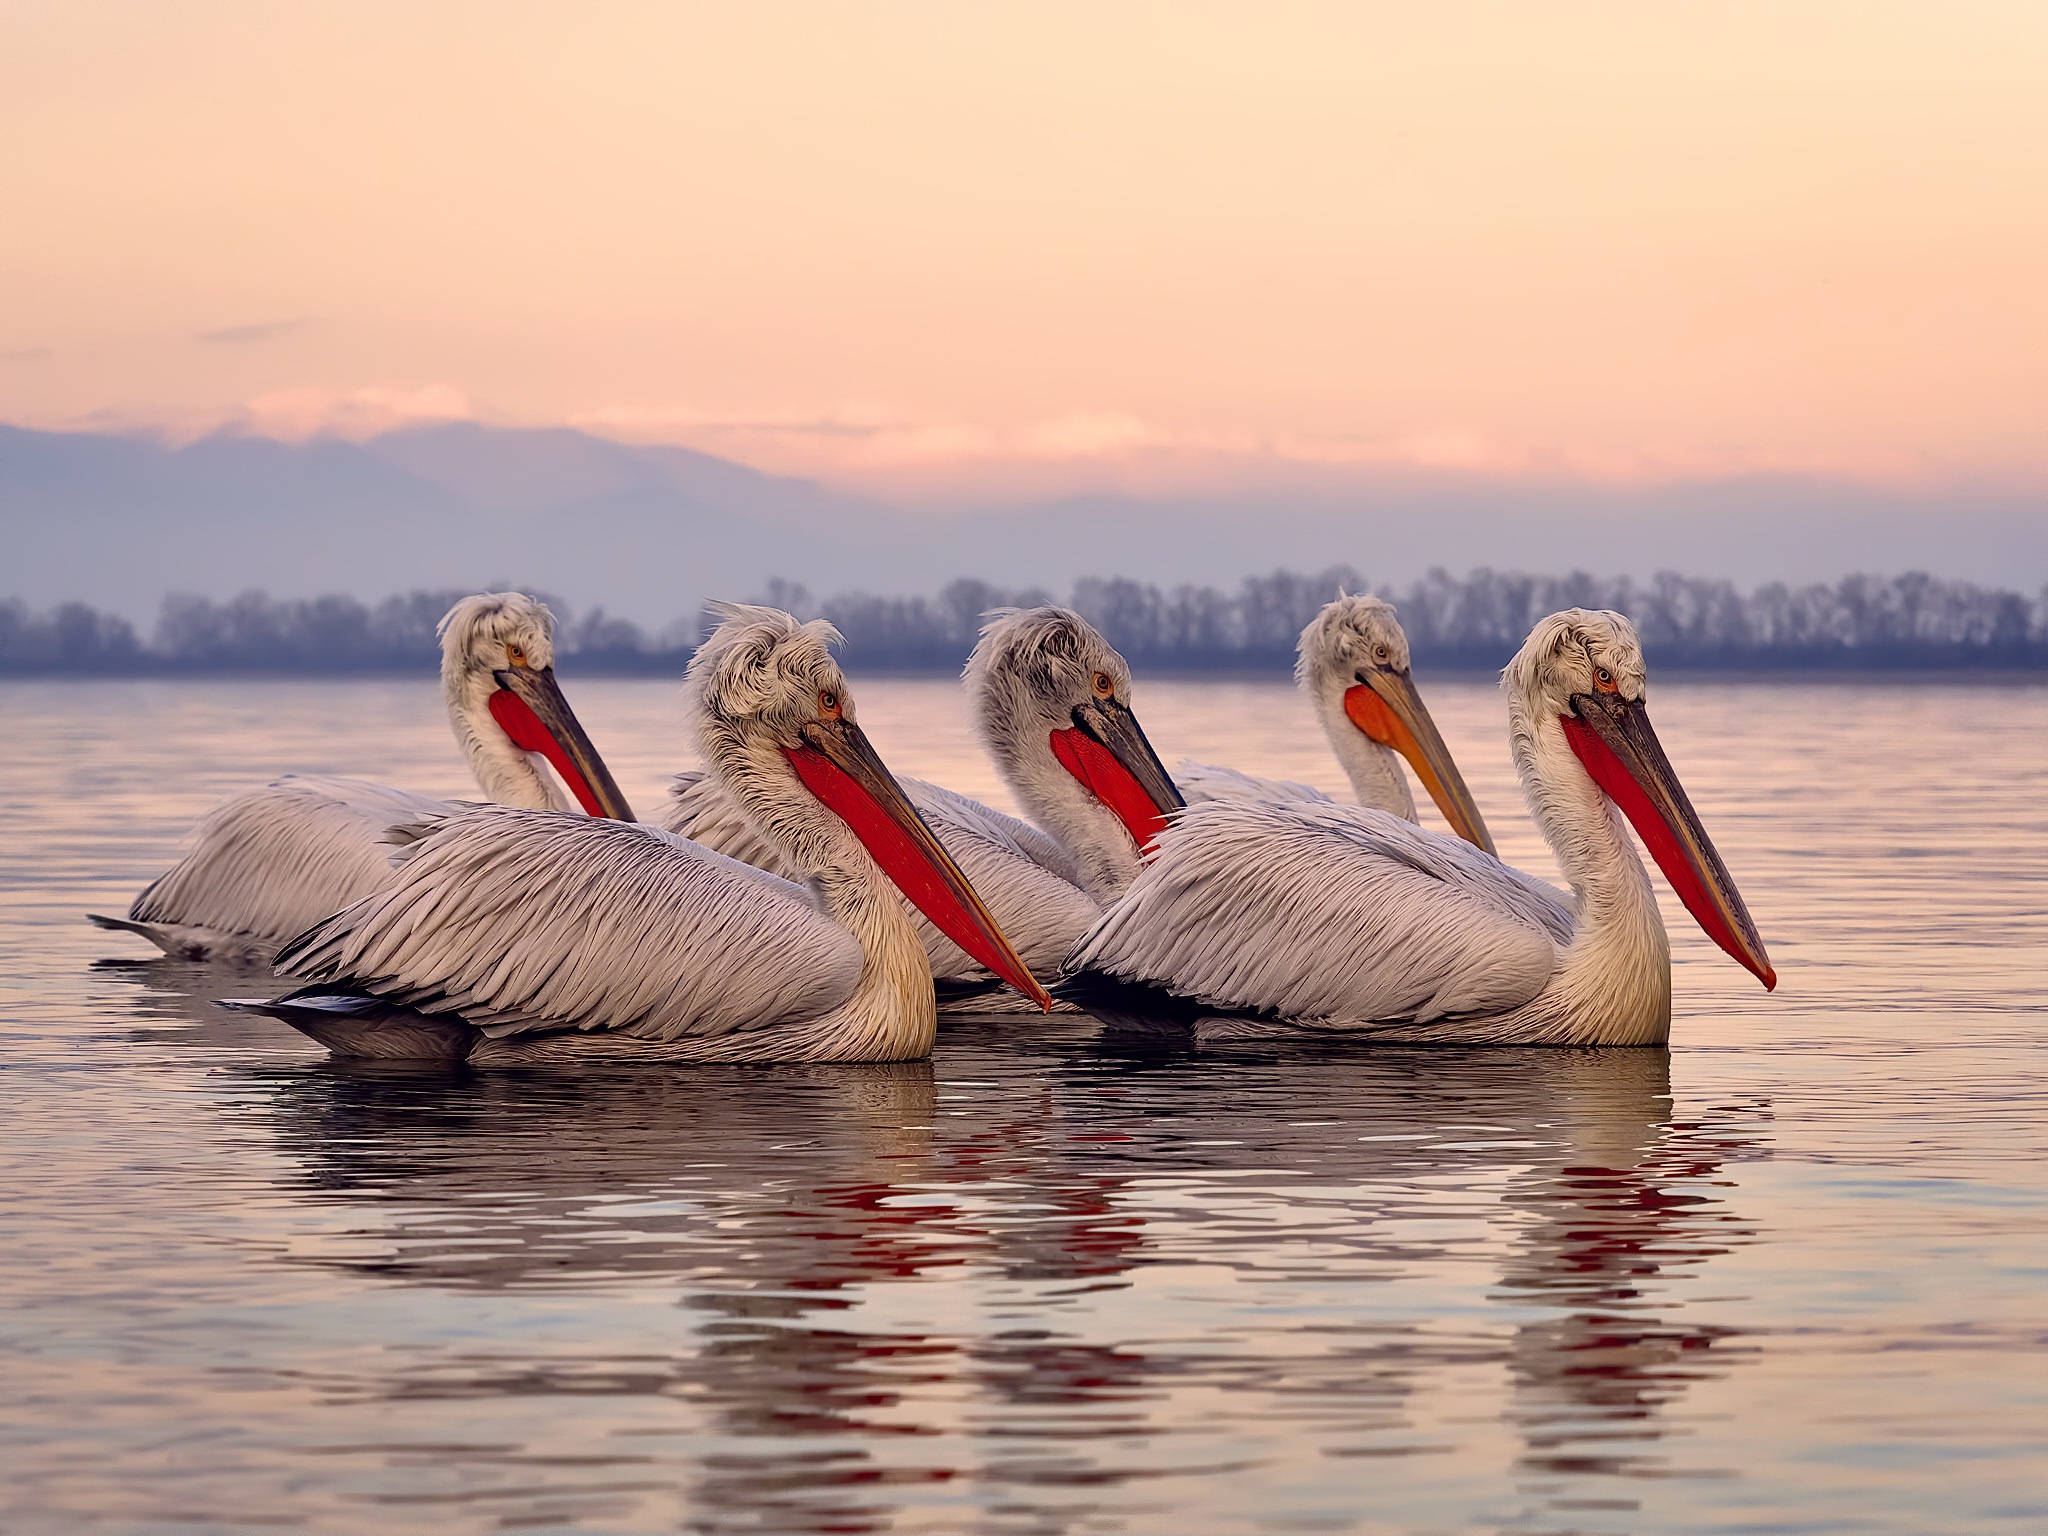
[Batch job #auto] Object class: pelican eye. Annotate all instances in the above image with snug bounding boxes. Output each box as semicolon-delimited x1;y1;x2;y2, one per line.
1594;666;1618;693
1091;671;1115;699
817;688;842;718
1373;643;1390;662
506;644;528;667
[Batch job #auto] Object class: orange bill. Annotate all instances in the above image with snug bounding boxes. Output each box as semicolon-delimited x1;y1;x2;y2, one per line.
1344;670;1495;854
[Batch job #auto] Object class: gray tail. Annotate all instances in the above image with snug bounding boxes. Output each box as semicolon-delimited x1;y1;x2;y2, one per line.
1051;968;1206;1031
87;912;190;958
218;989;477;1061
89;912;271;964
933;974;1005;1006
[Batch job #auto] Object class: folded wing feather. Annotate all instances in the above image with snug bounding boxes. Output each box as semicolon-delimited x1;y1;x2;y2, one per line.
1067;799;1575;1025
276;807;864;1042
662;770;1095;978
1176;759;1337;807
124;775;457;958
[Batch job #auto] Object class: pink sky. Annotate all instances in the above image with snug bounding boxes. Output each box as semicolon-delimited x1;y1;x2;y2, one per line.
3;2;2045;498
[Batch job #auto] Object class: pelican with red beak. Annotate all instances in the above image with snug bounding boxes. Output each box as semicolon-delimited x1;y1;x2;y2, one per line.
228;605;1049;1063
664;606;1185;1002
1179;594;1495;854
89;592;633;963
1064;610;1773;1046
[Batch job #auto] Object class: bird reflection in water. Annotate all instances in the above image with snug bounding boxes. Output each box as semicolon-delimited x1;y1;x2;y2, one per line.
108;966;1767;1534
1493;1052;1763;1508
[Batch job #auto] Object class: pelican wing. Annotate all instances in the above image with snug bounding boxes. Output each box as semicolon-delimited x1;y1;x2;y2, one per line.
116;775;456;958
1176;759;1336;807
663;770;1096;978
899;777;1087;890
660;770;794;876
1068;799;1575;1025
275;806;863;1042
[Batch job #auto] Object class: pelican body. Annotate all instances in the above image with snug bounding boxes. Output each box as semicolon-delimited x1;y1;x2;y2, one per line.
227;605;1049;1065
89;593;633;963
664;606;1183;1001
1180;593;1494;854
1065;610;1773;1047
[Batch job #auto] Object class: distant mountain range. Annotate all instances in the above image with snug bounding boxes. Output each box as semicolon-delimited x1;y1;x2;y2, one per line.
5;421;2044;624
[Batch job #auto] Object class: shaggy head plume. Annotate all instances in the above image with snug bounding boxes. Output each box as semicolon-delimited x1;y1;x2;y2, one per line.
965;607;1134;738
1295;593;1413;698
686;602;852;758
437;592;558;680
1501;609;1646;717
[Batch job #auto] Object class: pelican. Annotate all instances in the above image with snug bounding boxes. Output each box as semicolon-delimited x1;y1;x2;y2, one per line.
89;592;633;963
1178;593;1495;853
225;605;1050;1064
663;606;1184;1003
1063;609;1774;1047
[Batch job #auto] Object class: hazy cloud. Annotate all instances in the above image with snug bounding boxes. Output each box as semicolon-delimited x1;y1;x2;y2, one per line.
1;347;53;363
569;401;1941;503
194;319;306;346
230;383;473;441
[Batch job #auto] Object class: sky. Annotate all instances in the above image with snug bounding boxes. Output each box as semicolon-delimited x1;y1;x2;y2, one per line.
3;1;2046;509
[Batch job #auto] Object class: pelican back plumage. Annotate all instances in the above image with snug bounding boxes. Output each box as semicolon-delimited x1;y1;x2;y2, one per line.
1064;609;1772;1047
229;603;1051;1063
662;605;1175;1010
89;592;627;963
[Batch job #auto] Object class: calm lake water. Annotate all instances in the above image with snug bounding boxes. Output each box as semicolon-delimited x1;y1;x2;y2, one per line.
3;674;2045;1535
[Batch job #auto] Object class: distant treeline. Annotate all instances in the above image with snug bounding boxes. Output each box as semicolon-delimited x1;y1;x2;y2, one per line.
6;567;2047;675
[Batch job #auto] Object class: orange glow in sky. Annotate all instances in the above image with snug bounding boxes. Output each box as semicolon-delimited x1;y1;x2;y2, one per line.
3;2;2045;497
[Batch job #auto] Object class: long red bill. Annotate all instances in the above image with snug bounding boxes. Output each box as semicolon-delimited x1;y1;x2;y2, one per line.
489;667;636;821
1050;730;1169;851
787;723;1052;1010
1562;698;1775;990
1050;699;1183;854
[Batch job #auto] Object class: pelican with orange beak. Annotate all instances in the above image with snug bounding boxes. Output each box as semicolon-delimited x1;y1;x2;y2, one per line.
227;605;1049;1063
1178;593;1495;853
664;606;1185;1003
1065;610;1773;1046
90;592;633;963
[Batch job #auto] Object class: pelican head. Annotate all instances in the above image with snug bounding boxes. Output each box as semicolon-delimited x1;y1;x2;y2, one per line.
1296;594;1493;852
965;606;1183;900
1505;608;1774;990
438;592;634;819
688;603;1049;1008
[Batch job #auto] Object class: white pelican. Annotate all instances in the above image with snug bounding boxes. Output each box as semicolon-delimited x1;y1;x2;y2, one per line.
1063;609;1773;1047
90;592;633;963
663;606;1184;1003
1178;593;1495;853
225;605;1050;1064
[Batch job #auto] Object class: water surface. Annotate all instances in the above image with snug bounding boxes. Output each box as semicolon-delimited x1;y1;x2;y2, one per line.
3;676;2045;1533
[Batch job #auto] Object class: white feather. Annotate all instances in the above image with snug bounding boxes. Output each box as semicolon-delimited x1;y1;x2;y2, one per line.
105;776;456;962
662;770;1096;983
255;606;1043;1065
1176;760;1336;807
278;808;862;1044
1068;798;1569;1024
94;592;578;962
1067;610;1738;1048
